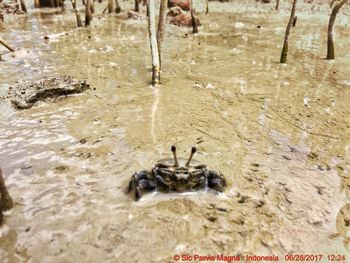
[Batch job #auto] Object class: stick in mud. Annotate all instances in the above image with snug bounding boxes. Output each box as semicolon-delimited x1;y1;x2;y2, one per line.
157;0;167;69
280;0;297;63
115;0;121;13
0;37;15;52
275;0;280;10
90;0;95;14
205;0;209;14
85;0;92;26
326;0;347;60
20;0;27;13
147;0;160;85
0;168;14;225
190;3;198;34
72;0;83;27
135;0;139;12
292;16;297;27
108;0;113;13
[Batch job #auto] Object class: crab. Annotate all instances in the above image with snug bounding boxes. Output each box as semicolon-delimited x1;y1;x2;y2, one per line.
128;145;226;200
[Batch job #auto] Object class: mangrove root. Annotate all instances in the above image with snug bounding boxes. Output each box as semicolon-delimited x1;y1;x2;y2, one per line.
71;0;83;27
115;0;121;13
108;0;113;13
147;0;160;85
327;0;347;60
190;2;198;34
0;169;13;225
280;0;297;63
157;0;167;69
85;0;92;26
20;0;27;13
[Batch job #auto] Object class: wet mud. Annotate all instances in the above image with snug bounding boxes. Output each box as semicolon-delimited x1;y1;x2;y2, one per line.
0;0;350;262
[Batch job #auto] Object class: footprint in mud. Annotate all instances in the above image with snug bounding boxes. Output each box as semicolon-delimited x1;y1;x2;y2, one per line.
206;203;229;222
54;165;70;173
330;204;350;249
0;228;29;261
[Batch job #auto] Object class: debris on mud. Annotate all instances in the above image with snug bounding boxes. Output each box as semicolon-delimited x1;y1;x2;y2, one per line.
3;75;89;109
0;169;13;225
167;6;201;27
0;0;24;22
127;10;146;20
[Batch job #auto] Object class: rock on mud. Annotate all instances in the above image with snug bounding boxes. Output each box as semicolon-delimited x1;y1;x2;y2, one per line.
168;0;190;11
6;75;89;109
167;7;201;27
0;168;13;225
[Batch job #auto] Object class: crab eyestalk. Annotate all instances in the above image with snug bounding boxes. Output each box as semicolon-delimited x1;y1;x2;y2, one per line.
186;146;196;167
171;145;179;167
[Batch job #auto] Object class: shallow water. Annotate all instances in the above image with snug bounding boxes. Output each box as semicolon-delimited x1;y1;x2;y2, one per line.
1;1;350;262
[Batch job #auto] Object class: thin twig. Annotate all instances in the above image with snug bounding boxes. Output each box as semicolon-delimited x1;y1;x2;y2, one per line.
0;37;15;52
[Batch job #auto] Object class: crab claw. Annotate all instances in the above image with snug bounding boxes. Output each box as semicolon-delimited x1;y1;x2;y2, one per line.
207;171;226;192
128;171;156;201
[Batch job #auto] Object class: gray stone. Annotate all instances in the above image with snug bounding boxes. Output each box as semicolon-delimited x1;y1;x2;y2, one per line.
7;75;89;109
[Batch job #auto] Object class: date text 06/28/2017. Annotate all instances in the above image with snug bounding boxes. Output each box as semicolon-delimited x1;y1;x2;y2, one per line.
172;254;346;262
